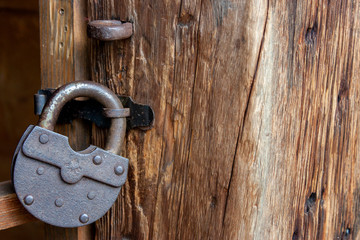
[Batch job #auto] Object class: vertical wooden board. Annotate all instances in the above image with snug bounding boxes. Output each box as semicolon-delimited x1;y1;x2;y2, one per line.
74;0;90;82
73;0;94;238
176;1;269;239
86;1;137;238
86;1;123;239
150;1;203;239
88;0;267;239
87;0;181;238
40;0;76;238
223;0;360;239
40;0;74;89
40;0;92;239
89;0;360;240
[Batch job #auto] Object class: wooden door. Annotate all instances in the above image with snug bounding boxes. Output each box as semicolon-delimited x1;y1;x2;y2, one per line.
37;0;360;239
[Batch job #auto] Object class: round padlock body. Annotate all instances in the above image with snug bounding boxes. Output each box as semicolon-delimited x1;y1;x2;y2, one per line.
12;81;128;227
13;150;121;228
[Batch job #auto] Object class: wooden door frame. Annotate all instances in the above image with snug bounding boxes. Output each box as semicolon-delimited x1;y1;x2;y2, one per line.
0;0;91;239
39;0;91;238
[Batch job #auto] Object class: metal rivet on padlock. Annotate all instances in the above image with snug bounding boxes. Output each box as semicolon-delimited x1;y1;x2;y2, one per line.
93;155;102;165
55;198;64;207
11;81;129;228
114;165;124;175
79;214;89;224
87;191;96;200
36;167;45;175
39;134;49;144
24;195;34;205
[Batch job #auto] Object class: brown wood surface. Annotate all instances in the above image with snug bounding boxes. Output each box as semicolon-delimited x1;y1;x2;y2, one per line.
0;181;36;230
86;0;360;239
40;0;77;238
40;0;93;239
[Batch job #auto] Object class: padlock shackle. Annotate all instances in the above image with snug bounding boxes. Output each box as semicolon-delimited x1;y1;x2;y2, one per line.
38;81;126;154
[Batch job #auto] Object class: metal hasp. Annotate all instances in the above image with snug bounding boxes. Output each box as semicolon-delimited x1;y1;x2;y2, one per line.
34;89;154;130
87;20;133;41
12;81;129;228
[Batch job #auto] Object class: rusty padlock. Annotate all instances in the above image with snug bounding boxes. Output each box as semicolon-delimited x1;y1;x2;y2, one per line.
11;81;128;227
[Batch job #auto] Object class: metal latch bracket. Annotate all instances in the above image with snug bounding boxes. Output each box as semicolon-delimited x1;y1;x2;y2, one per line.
34;89;154;130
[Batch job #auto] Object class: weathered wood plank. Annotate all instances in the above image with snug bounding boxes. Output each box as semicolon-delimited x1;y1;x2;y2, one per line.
0;181;36;230
40;0;76;238
86;1;131;239
73;1;94;239
40;0;74;89
89;0;360;239
223;0;360;239
40;0;92;239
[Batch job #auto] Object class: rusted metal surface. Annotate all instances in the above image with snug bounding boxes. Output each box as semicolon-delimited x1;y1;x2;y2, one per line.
34;89;155;130
103;108;130;118
38;81;126;154
11;125;35;183
22;127;128;187
12;81;129;228
87;20;133;41
12;131;128;227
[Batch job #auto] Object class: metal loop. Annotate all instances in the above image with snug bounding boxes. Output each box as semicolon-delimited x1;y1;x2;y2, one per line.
87;20;133;41
103;108;130;118
38;81;126;154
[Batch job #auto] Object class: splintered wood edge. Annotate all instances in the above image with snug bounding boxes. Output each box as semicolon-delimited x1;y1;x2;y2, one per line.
0;180;37;230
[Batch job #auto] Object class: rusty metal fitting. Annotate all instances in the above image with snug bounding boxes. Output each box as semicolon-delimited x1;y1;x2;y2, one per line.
38;81;126;154
87;20;133;41
103;108;130;118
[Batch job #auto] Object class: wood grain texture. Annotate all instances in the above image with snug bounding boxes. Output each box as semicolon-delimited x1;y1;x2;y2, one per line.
87;0;360;239
86;1;130;239
40;0;74;89
40;0;92;239
223;1;360;239
74;0;94;238
0;181;36;230
40;0;77;238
